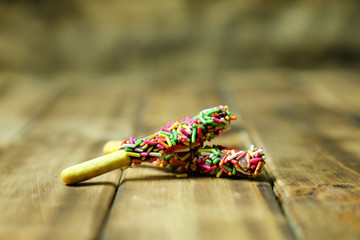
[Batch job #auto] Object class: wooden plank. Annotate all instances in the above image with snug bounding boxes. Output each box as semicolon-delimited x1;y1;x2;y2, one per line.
103;76;294;240
221;70;360;239
0;74;68;148
0;76;142;240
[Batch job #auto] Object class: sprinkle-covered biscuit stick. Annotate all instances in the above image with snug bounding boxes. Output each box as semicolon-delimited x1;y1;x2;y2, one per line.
104;142;266;178
61;106;236;184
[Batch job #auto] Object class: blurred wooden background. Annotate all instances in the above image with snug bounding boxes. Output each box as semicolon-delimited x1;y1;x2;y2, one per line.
0;1;360;240
0;0;359;74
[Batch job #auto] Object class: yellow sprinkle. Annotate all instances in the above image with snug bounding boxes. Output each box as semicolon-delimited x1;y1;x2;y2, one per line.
183;125;190;129
225;116;230;120
159;133;168;138
185;161;190;169
216;169;223;178
165;136;172;147
159;150;165;154
176;173;188;178
126;152;141;158
224;105;229;110
147;146;154;153
177;165;184;171
180;152;191;161
160;164;164;168
183;141;189;146
198;149;213;152
168;122;179;130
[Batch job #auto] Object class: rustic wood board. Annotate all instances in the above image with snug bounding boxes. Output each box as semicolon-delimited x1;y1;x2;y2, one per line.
102;76;294;240
0;76;142;239
0;75;68;147
1;71;359;240
220;70;360;239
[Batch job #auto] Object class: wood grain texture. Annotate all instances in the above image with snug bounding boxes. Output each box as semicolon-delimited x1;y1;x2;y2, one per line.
221;70;360;239
102;77;293;240
1;71;359;240
0;77;141;239
0;75;68;147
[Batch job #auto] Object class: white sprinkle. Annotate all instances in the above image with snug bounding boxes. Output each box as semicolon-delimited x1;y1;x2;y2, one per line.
250;149;263;157
209;153;215;158
192;157;198;164
174;147;191;153
200;151;211;156
149;152;162;157
227;151;242;160
185;129;192;135
250;144;255;152
134;148;144;152
122;144;136;148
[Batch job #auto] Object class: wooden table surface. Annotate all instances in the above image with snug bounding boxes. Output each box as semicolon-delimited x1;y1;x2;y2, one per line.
0;69;359;240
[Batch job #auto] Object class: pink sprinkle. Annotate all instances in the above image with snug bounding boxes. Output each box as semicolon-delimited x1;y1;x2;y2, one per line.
250;158;263;163
219;165;228;173
212;117;222;123
255;152;260;158
259;146;263;150
191;118;198;124
180;128;189;136
144;140;157;145
236;151;248;160
156;144;164;150
161;127;172;133
179;135;188;140
218;130;223;135
129;136;134;144
186;116;192;127
140;152;148;157
199;164;212;170
197;159;202;164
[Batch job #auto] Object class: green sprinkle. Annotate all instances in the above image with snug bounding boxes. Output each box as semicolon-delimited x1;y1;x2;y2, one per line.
223;164;232;172
232;167;236;175
191;129;196;143
213;158;220;165
199;116;206;124
172;129;177;140
160;131;171;136
205;120;214;125
171;138;176;146
206;108;221;115
125;148;133;152
205;159;212;165
165;155;173;160
167;164;177;168
226;110;231;116
211;149;220;156
135;139;143;147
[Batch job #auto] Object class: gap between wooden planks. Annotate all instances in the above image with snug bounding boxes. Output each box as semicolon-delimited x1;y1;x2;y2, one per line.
101;76;294;240
219;70;360;240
